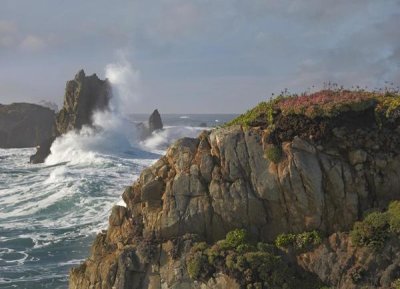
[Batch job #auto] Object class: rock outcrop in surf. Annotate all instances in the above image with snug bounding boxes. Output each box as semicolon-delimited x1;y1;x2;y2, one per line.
0;103;56;148
138;109;164;140
30;69;111;163
70;89;400;289
148;109;163;132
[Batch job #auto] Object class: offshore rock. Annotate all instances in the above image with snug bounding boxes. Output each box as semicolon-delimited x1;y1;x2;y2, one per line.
70;107;400;288
29;136;56;164
148;109;163;133
0;103;56;148
30;69;111;163
56;69;111;134
137;109;164;140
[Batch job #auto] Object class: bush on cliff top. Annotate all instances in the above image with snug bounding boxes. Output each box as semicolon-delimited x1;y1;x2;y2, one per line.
350;201;400;249
186;229;325;289
225;88;400;128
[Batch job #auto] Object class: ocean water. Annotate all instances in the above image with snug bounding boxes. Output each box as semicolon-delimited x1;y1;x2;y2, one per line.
0;114;237;289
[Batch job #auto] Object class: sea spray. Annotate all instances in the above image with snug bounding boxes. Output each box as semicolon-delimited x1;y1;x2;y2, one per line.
46;57;141;165
0;114;235;288
140;125;208;153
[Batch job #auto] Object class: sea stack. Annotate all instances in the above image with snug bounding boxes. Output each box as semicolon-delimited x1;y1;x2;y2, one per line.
148;109;163;133
137;109;164;140
30;69;111;163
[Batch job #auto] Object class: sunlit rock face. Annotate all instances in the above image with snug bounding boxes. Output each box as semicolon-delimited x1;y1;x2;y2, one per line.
70;103;400;289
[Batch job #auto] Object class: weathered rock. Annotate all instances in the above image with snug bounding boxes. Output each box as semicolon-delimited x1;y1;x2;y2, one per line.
296;233;400;289
29;136;56;164
0;103;55;148
137;109;164;140
148;109;163;133
56;69;111;134
348;149;368;165
30;69;111;163
70;109;400;289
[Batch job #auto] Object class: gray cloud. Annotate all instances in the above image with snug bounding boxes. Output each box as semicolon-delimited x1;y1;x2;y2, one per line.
0;0;399;113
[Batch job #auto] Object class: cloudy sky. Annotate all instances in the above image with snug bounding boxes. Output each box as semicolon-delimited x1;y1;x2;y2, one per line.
0;0;399;113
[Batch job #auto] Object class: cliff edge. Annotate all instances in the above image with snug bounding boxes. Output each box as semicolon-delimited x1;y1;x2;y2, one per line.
70;89;400;289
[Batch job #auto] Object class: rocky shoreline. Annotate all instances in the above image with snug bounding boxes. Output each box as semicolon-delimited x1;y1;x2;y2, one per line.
70;89;400;289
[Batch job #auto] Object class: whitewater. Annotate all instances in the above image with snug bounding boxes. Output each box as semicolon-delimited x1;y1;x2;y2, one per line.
0;58;236;288
0;114;236;289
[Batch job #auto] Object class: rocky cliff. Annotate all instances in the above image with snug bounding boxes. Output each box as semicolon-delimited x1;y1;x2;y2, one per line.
70;89;400;289
0;103;56;148
30;70;111;163
56;69;110;134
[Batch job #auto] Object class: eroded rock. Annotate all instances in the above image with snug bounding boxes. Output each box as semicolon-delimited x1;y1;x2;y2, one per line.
70;111;400;289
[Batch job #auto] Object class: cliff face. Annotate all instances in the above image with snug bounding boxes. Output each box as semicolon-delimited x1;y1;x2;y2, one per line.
30;70;111;163
70;94;400;289
0;103;55;148
297;232;400;288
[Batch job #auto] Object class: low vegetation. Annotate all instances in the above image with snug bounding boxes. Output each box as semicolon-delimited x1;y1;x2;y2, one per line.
186;229;325;289
225;87;400;128
350;201;400;249
392;278;400;289
275;230;322;251
264;145;282;164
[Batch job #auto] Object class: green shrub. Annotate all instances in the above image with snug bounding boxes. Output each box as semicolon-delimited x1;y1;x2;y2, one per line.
220;229;247;250
275;233;296;248
186;229;323;288
391;278;400;289
295;231;322;249
187;252;209;279
224;101;277;127
350;211;390;249
388;201;400;234
350;201;400;249
275;231;321;250
256;242;275;253
237;243;255;254
265;145;283;163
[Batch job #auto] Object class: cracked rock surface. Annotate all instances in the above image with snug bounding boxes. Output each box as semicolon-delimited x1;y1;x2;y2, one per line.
70;117;400;288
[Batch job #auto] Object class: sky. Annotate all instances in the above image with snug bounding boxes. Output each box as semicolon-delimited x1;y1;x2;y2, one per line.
0;0;399;113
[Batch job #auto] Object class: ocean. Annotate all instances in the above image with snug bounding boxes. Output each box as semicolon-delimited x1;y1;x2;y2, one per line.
0;114;237;289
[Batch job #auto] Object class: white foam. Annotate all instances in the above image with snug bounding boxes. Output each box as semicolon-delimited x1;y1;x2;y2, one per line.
45;57;141;166
140;126;206;152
